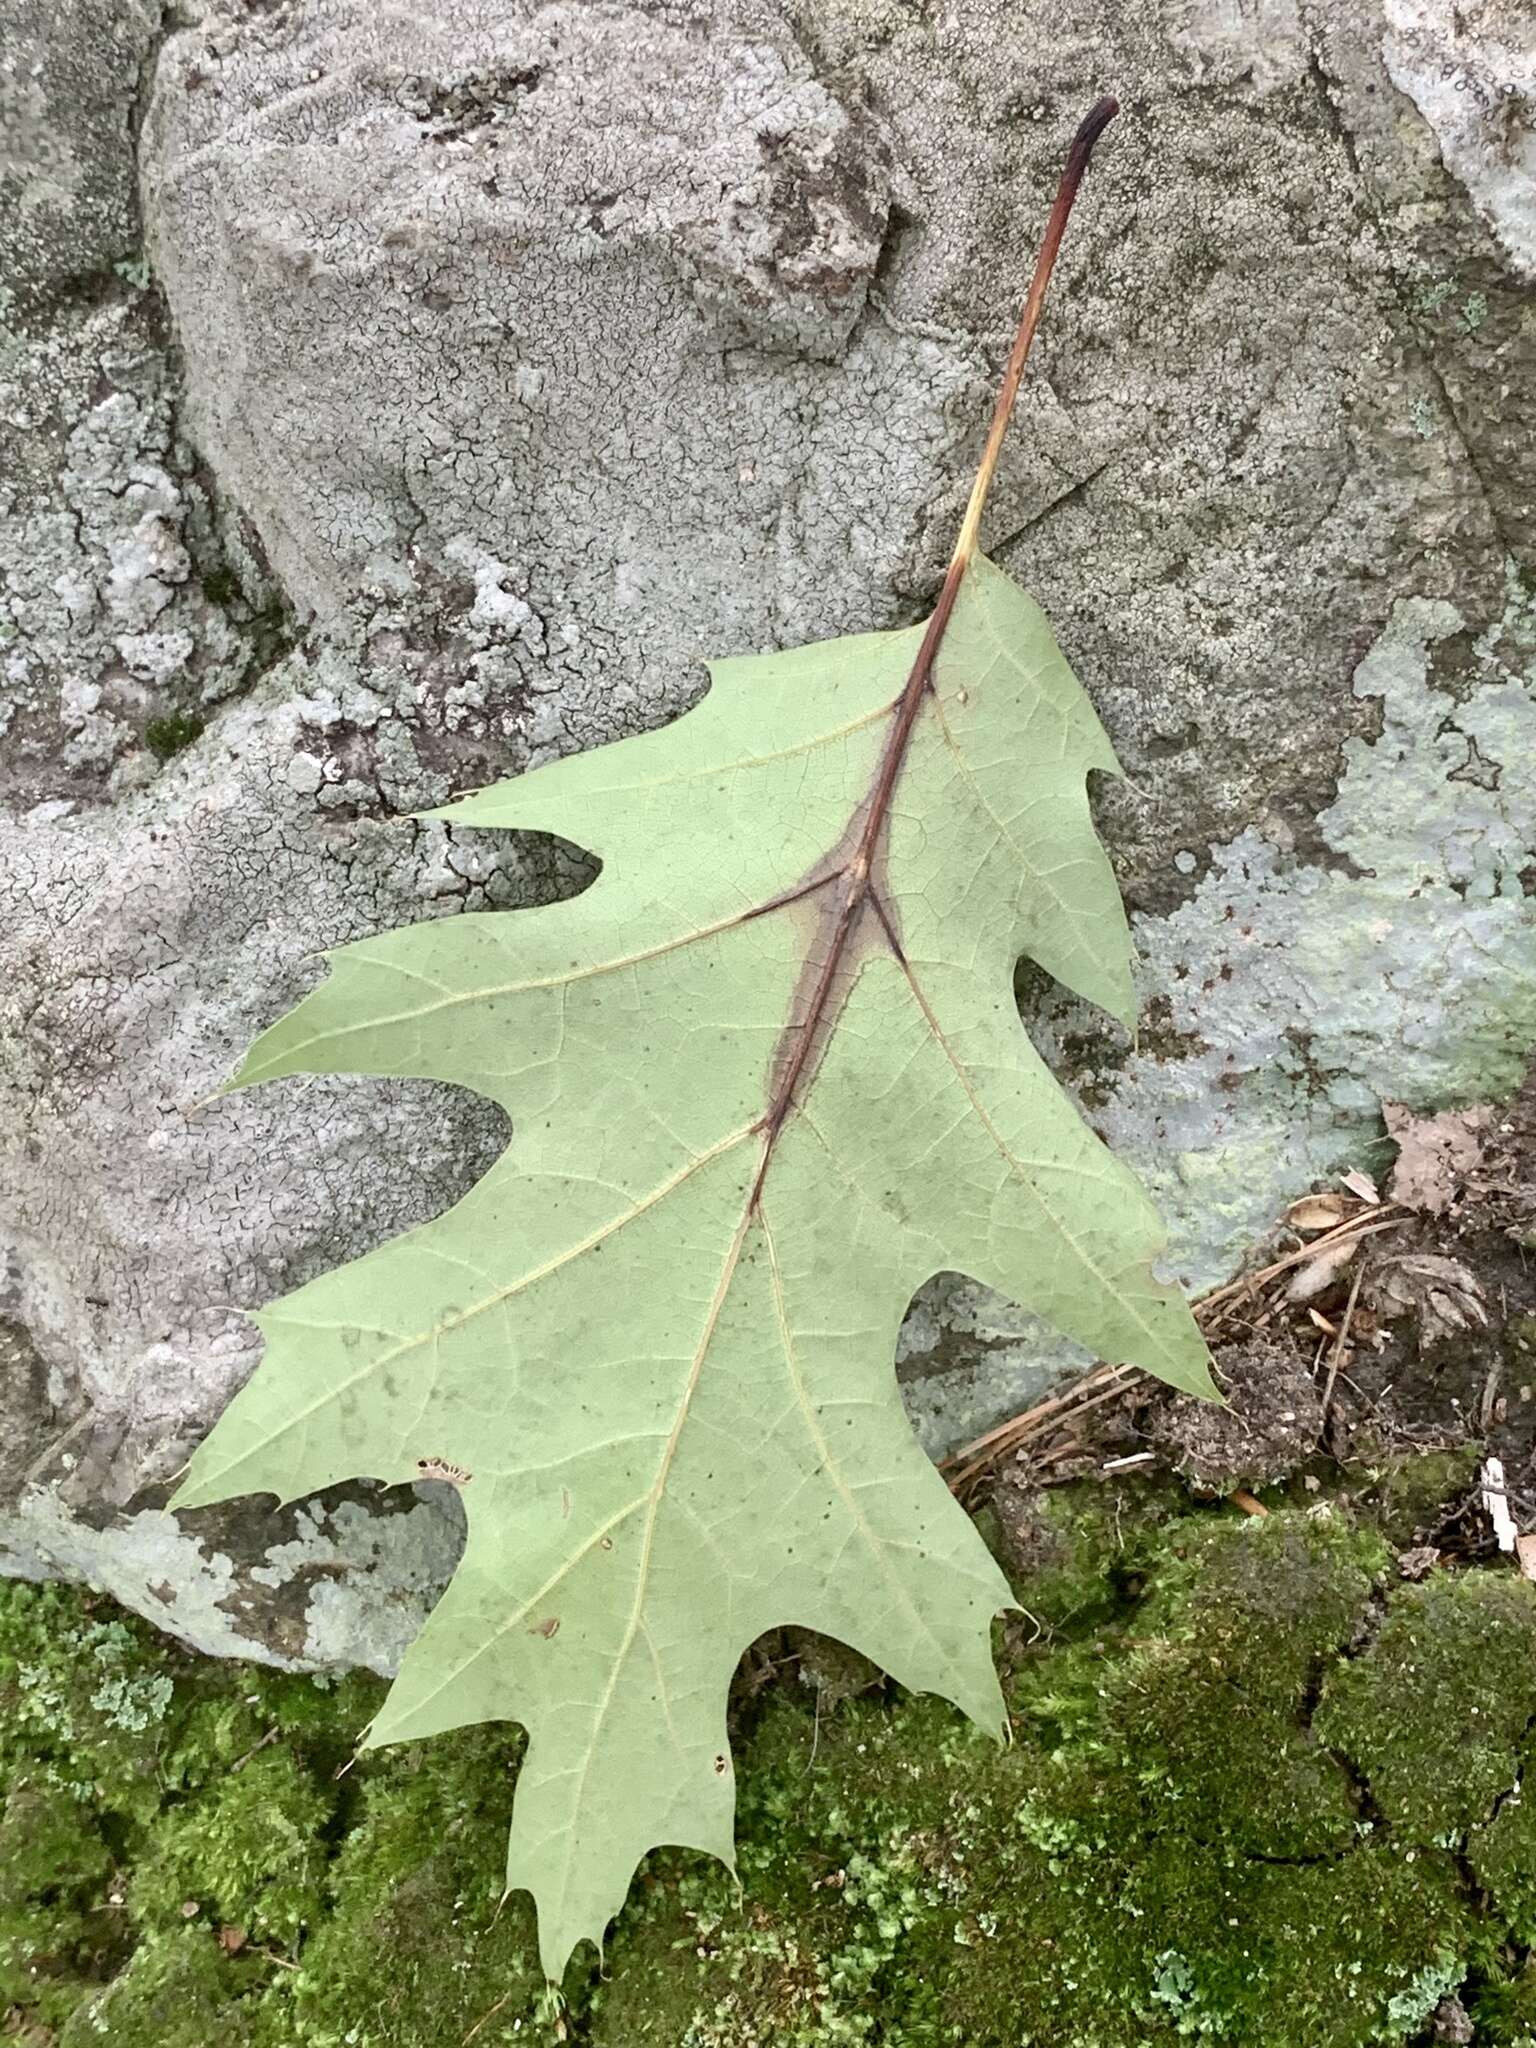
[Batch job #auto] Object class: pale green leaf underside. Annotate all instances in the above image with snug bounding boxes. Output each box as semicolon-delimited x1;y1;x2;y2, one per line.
173;555;1213;1977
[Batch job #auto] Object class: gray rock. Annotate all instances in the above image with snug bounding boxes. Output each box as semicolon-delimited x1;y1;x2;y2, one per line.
2;0;1532;1670
0;0;161;313
1381;0;1536;280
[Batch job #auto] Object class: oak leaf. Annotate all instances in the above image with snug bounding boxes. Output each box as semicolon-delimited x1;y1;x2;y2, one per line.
173;98;1213;1978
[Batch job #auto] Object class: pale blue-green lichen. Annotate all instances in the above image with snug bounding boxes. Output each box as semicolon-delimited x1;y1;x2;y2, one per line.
2;1489;461;1679
1120;581;1536;1283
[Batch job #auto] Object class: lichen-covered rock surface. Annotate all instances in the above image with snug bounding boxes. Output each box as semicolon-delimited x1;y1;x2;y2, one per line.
2;0;1534;1666
10;1487;1536;2043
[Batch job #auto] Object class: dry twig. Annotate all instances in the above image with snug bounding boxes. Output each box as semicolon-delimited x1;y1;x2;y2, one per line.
945;1194;1411;1493
228;1727;281;1775
463;1992;515;2044
1320;1262;1367;1428
943;1364;1136;1491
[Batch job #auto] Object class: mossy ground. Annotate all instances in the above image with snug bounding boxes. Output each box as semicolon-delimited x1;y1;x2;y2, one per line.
7;1476;1536;2045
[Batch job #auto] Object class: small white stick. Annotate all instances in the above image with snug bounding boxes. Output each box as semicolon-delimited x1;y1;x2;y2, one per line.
1483;1456;1518;1553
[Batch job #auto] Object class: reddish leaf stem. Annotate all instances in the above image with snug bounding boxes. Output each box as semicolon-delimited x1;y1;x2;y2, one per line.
950;94;1119;571
749;97;1119;1202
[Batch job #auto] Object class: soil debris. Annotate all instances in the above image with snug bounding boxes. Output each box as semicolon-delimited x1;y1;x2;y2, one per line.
1369;1252;1490;1349
1151;1337;1323;1497
1397;1545;1440;1580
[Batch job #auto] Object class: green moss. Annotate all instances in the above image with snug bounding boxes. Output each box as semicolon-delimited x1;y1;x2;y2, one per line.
0;1780;122;2027
273;1732;557;2046
980;1846;1471;2048
1350;1447;1483;1548
590;1514;1468;2048
590;1691;972;2046
6;1494;1536;2046
57;1930;266;2047
1132;1503;1386;1649
143;711;206;762
0;1584;388;2039
1079;1511;1383;1862
993;1475;1191;1641
1470;1779;1536;1945
1474;1960;1536;2046
1315;1575;1536;1841
128;1746;331;1945
592;1683;1476;2046
0;1585;186;1824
